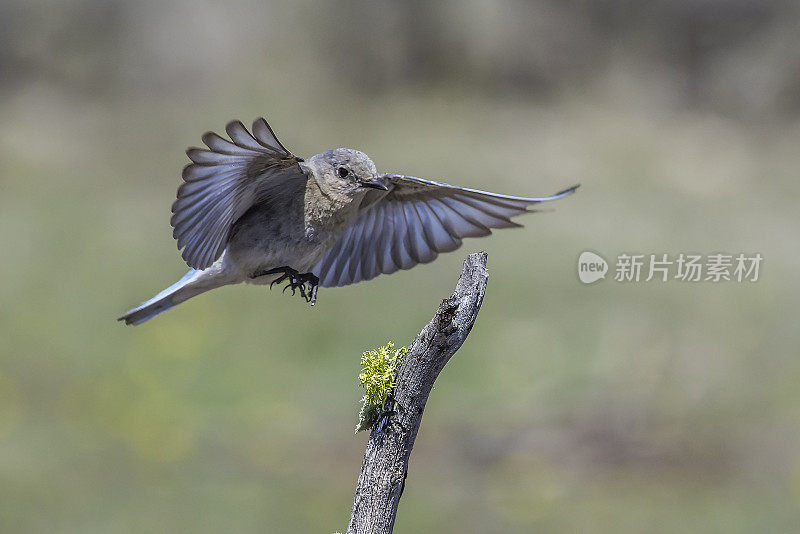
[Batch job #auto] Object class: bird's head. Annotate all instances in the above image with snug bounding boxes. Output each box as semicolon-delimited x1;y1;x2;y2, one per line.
304;148;388;198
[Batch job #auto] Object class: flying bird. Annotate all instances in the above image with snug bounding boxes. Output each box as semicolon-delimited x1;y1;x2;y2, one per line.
119;118;577;325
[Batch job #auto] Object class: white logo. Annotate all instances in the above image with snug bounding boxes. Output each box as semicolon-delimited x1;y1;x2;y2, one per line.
576;251;762;284
578;251;608;284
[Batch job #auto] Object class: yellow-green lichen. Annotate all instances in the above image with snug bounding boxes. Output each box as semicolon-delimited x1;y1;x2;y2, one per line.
355;342;406;433
359;342;406;405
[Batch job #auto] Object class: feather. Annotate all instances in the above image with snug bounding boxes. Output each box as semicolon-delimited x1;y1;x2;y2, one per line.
171;118;304;269
313;175;578;287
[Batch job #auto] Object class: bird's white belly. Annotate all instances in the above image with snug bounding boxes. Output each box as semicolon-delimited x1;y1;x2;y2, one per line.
225;231;338;286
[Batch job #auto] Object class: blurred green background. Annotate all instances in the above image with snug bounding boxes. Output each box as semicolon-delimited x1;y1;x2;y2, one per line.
2;1;800;532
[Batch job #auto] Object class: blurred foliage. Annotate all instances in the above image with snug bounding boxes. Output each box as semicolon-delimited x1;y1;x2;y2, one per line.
1;1;799;533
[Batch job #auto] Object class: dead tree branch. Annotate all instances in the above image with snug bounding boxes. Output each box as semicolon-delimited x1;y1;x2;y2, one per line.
346;251;489;534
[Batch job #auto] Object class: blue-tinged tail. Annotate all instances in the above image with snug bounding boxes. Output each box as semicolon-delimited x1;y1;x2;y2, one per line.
118;269;202;326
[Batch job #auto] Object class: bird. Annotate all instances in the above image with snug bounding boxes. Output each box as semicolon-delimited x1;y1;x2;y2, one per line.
118;118;578;325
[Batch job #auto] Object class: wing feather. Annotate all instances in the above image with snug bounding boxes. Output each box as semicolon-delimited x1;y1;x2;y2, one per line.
415;200;460;252
376;203;397;274
391;201;415;270
202;132;252;156
313;175;577;287
347;207;375;283
359;207;381;281
252;118;293;153
225;120;264;152
171;118;304;269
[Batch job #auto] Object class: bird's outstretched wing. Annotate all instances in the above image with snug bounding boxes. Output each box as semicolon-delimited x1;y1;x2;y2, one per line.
313;174;579;287
171;118;305;270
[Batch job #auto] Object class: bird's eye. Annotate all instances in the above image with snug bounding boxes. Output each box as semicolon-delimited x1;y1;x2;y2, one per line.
337;167;349;178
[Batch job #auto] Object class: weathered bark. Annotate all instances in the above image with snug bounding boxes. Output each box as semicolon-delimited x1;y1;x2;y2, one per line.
346;252;489;534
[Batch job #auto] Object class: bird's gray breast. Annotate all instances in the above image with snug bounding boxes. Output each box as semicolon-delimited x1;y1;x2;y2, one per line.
225;180;345;274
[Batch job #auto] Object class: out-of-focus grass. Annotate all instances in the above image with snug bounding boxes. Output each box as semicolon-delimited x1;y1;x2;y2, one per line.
1;8;800;533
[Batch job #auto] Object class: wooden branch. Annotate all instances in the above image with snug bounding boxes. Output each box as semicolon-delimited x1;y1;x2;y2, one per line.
346;252;489;534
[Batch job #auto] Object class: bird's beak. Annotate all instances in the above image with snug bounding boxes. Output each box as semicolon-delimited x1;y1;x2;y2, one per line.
361;179;388;191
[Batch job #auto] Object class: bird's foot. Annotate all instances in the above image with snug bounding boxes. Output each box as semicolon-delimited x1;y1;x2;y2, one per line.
299;272;320;306
289;271;319;305
251;267;319;305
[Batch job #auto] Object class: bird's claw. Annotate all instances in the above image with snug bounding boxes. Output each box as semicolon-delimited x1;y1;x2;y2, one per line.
252;266;319;305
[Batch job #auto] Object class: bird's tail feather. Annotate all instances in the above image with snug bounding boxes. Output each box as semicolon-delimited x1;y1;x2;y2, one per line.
118;269;208;326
